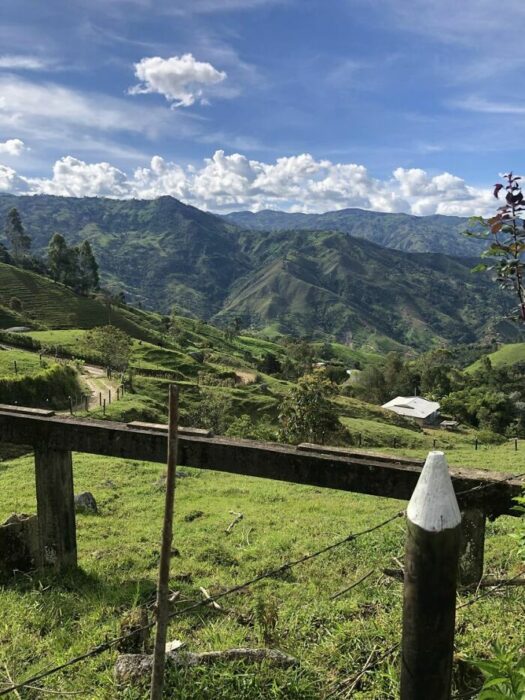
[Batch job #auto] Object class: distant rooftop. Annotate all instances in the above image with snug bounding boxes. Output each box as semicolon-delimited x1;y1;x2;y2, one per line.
382;396;440;420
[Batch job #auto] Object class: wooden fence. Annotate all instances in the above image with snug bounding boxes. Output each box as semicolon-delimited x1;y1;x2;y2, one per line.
0;404;523;698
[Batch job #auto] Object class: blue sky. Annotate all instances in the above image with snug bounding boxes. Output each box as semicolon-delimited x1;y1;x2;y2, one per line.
0;0;523;215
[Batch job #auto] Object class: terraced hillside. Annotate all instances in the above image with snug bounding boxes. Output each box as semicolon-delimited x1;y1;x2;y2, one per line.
0;262;160;340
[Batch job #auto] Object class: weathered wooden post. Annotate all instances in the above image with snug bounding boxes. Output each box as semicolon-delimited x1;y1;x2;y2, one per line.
515;438;518;452
103;399;106;415
475;438;478;450
34;448;77;570
117;387;120;401
14;360;17;374
109;389;112;405
85;395;89;412
99;392;102;406
401;451;461;700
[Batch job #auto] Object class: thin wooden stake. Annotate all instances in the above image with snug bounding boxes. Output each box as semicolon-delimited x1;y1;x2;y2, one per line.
150;384;179;700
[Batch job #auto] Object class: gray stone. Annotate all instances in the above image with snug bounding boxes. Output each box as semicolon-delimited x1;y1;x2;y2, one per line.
74;491;98;514
115;647;298;685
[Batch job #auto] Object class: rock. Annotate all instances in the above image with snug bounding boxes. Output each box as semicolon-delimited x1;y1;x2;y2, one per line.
74;492;98;514
0;513;40;579
115;647;298;685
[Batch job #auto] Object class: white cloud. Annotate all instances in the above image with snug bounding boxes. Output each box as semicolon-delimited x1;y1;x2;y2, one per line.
0;138;25;156
1;150;497;218
129;54;227;107
27;156;130;198
452;96;525;116
0;75;185;147
0;55;49;70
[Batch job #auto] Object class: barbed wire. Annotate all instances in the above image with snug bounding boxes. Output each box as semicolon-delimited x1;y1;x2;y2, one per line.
327;565;525;698
0;509;404;697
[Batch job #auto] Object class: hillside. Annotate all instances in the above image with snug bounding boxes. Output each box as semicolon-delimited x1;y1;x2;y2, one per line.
224;208;485;257
466;342;525;373
0;262;161;341
0;194;511;349
223;229;510;348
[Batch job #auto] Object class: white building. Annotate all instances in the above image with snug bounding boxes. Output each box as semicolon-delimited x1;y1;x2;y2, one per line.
381;396;440;426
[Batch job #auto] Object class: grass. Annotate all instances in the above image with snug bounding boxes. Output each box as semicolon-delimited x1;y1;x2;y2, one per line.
466;342;525;373
0;442;523;699
0;348;49;378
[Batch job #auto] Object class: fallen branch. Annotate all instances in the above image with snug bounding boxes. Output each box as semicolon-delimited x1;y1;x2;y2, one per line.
200;587;221;610
225;511;243;534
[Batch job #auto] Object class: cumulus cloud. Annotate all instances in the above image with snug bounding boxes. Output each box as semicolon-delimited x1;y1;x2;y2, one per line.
27;156;129;198
129;54;227;107
1;150;496;217
0;138;25;156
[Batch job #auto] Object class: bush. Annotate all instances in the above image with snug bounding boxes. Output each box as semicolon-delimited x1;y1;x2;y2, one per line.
0;364;81;409
9;297;23;312
475;429;507;446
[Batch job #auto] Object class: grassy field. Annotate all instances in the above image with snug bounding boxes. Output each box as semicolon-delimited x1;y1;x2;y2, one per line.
0;348;49;377
0;442;523;699
466;342;525;372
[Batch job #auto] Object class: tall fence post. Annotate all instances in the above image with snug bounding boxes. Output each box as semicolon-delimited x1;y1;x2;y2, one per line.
34;448;77;571
401;451;461;700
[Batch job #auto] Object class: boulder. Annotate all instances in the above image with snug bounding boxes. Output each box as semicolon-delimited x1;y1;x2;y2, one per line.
74;492;98;514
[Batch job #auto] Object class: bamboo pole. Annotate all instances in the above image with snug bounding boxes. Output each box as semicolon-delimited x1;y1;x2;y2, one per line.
401;451;461;700
150;384;179;700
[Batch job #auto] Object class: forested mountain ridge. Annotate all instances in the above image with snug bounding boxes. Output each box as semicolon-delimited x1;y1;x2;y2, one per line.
0;193;512;349
224;207;485;257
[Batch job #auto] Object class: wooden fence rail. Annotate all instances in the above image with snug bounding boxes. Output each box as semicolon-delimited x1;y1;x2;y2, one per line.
0;405;523;580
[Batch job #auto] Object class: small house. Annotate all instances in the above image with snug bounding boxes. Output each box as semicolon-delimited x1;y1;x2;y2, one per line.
381;396;440;426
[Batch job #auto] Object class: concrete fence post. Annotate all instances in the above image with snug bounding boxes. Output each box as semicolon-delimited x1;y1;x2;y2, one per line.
401;451;461;700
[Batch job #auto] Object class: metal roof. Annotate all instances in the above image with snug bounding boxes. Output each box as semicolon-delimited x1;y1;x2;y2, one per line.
382;396;440;420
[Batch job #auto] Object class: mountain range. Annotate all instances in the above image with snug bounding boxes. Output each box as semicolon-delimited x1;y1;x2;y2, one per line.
224;208;485;257
0;193;513;350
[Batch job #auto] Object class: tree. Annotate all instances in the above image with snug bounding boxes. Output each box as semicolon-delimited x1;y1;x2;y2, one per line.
5;208;31;261
78;241;99;293
278;372;342;445
47;233;71;283
82;325;132;375
467;172;525;323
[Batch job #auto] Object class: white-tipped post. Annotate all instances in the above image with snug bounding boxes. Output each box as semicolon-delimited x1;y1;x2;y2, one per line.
401;451;461;700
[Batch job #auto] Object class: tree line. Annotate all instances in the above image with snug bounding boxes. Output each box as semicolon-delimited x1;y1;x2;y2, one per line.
1;207;99;295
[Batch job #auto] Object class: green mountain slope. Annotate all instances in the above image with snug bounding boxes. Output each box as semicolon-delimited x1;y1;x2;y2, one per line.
466;343;525;373
224;207;484;257
0;194;512;349
216;229;510;348
0;193;246;317
0;262;161;340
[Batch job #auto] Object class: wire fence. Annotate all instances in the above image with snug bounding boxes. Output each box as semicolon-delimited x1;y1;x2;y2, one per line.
0;470;523;697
